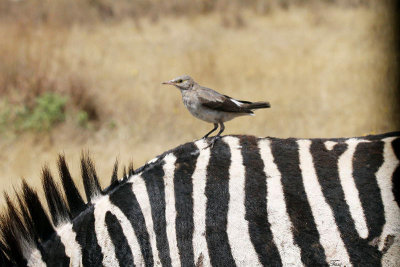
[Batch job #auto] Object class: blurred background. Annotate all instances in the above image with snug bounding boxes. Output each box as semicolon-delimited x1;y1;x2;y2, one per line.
0;0;399;196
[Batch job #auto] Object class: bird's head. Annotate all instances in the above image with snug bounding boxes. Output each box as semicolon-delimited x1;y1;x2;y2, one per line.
162;75;194;90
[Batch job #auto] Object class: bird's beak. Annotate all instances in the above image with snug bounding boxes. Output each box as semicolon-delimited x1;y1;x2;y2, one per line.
161;80;174;85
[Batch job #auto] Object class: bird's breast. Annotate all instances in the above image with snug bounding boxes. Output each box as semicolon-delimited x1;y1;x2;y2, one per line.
182;94;199;113
180;94;214;122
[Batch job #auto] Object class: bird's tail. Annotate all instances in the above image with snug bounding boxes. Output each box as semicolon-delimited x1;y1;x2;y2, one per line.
245;101;271;109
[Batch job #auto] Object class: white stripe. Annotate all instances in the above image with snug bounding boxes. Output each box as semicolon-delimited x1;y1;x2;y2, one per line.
56;223;82;266
131;175;162;265
162;154;181;266
192;139;211;266
224;137;261;266
94;196;145;266
27;248;46;267
298;140;351;265
324;141;337;151
376;137;400;250
109;198;145;266
259;139;304;267
148;157;159;165
93;196;119;267
337;139;369;238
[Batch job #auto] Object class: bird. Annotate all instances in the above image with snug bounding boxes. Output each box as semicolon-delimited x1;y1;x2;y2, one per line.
162;75;270;147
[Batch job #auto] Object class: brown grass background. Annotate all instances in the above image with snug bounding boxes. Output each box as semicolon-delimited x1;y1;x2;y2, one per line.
0;0;399;200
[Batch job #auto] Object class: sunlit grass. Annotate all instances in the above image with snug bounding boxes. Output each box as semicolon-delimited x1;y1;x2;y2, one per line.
0;2;398;196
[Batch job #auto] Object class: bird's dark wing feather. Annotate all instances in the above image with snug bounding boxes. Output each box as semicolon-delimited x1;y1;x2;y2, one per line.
223;95;252;105
199;95;253;113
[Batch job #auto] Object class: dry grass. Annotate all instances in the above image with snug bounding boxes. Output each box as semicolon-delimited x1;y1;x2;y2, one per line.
0;0;374;26
0;2;398;199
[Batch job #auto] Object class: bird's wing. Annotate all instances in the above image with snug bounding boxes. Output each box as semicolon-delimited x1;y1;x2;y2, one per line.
197;87;253;113
222;95;252;105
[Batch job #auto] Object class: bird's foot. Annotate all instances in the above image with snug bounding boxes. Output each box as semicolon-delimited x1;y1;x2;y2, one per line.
204;136;221;149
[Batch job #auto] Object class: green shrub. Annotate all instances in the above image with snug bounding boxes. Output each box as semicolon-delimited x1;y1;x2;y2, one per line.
0;106;11;133
0;93;100;133
18;93;67;131
77;110;89;128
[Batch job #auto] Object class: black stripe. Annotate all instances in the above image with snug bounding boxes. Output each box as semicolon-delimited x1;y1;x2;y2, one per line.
105;211;135;266
142;161;172;267
271;138;328;266
392;138;400;207
109;183;154;266
311;140;382;266
173;143;199;267
72;206;103;266
40;233;70;266
205;140;236;266
240;136;282;266
362;131;400;140
353;141;385;241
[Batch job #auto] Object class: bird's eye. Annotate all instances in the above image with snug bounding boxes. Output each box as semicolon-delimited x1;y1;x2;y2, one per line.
176;79;183;83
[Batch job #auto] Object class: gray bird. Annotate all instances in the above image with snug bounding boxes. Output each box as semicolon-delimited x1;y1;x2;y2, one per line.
162;75;270;147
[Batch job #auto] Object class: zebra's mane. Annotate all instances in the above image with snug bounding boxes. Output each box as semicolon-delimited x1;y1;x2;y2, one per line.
0;132;399;265
0;147;174;266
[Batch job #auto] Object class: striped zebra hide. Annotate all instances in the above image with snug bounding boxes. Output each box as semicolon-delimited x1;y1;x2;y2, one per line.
0;132;399;267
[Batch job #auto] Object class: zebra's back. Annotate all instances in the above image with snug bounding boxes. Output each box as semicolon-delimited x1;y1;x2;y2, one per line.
1;132;399;266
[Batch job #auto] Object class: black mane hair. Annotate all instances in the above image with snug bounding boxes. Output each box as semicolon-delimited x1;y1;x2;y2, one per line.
0;139;179;266
0;153;148;266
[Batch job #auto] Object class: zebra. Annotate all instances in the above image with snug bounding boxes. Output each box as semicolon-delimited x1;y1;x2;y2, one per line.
0;132;399;266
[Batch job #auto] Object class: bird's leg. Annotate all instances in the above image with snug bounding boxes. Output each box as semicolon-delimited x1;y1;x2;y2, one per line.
202;123;219;139
215;122;225;138
205;123;225;149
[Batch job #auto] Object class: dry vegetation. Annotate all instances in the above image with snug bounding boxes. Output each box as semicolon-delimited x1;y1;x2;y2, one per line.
0;0;398;198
